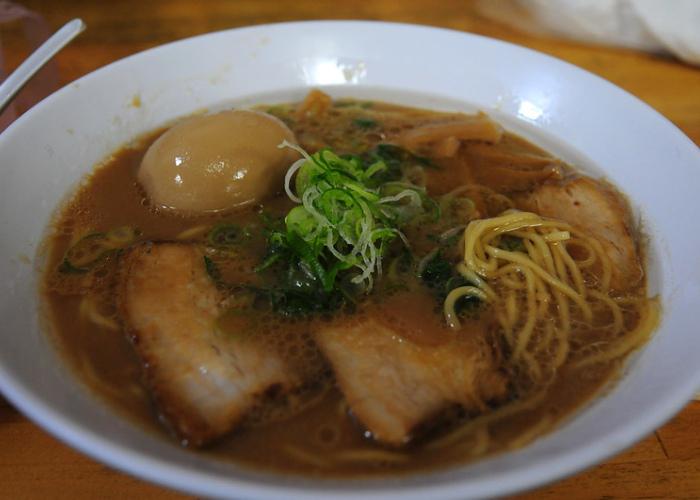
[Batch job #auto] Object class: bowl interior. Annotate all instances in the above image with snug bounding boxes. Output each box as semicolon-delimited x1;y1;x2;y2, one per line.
1;21;699;500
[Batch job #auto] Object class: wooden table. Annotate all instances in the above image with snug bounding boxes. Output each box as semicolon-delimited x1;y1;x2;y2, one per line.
1;1;699;498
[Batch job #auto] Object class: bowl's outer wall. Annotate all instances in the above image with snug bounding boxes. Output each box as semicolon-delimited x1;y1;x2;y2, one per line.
0;21;699;500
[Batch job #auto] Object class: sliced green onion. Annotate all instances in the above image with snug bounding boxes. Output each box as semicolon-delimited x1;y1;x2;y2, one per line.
284;158;306;203
275;142;437;293
106;226;136;247
61;226;137;273
208;224;243;247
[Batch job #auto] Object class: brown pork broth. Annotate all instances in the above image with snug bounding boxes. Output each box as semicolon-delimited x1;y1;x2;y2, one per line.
42;97;643;476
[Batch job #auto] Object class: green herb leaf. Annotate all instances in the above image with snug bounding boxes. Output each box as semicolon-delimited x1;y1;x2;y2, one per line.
420;251;483;319
208;223;247;248
372;143;432;168
499;235;525;252
203;255;223;285
58;259;88;274
353;118;378;129
420;252;454;290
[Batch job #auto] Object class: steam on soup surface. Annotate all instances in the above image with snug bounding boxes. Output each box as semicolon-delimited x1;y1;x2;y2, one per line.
42;90;658;476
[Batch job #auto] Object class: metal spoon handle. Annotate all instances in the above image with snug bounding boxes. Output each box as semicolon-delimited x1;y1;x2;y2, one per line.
0;18;85;115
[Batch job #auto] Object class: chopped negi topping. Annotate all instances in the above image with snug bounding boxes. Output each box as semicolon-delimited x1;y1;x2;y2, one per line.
60;226;137;273
247;142;438;315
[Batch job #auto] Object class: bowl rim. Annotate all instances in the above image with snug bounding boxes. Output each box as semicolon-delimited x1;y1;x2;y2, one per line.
1;19;700;500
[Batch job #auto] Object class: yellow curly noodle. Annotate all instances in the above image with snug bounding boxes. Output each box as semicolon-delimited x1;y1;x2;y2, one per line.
435;209;659;451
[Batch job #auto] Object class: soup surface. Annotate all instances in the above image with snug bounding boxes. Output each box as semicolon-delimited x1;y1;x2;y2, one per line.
42;90;658;476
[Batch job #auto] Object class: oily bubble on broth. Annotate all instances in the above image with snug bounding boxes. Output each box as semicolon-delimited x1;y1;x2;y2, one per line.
238;313;334;428
137;110;299;214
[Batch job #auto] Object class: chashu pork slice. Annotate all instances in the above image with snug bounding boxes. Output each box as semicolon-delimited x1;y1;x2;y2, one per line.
315;317;507;446
119;243;296;446
523;177;643;291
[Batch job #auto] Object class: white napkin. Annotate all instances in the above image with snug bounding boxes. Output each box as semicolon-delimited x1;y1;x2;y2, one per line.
477;0;700;66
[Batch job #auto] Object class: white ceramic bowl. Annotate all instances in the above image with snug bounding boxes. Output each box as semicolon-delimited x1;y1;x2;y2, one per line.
1;21;699;499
